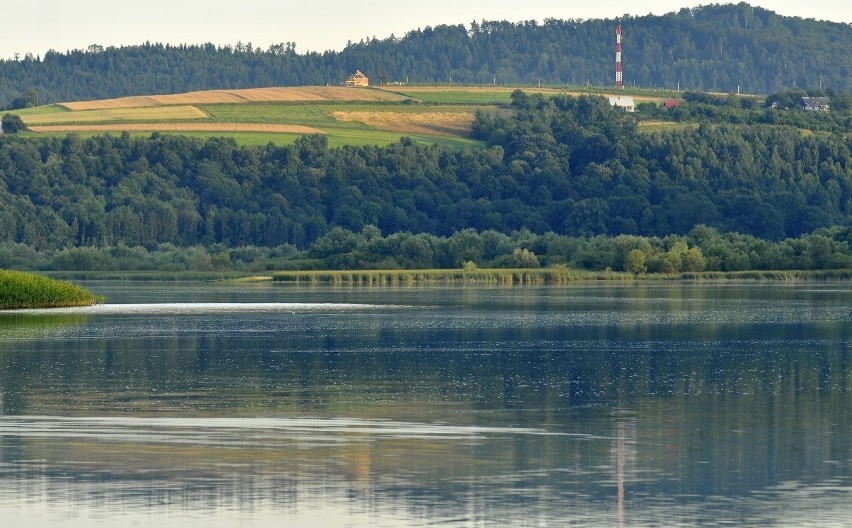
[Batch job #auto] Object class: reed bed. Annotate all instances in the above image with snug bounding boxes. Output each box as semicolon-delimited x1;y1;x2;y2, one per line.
37;268;852;286
271;268;852;285
679;269;852;281
0;270;98;309
271;268;623;285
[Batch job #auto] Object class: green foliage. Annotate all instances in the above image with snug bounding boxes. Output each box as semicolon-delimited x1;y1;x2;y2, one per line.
1;113;27;133
625;249;647;274
4;224;850;274
4;88;40;110
645;88;852;135
0;83;850;264
512;248;540;268
0;269;96;308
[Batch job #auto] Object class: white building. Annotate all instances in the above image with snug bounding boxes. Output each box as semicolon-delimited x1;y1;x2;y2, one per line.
608;96;636;112
802;97;830;112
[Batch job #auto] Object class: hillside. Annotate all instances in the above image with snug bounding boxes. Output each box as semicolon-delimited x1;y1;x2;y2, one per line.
0;90;849;260
10;85;496;148
10;84;665;147
1;3;850;109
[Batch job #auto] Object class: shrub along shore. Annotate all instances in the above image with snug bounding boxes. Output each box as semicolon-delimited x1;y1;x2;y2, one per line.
0;270;98;309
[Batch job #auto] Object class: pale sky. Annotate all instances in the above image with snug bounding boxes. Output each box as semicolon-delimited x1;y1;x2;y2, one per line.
2;1;850;59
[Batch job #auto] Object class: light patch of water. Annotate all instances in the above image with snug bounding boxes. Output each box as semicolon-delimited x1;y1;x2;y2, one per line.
6;302;407;316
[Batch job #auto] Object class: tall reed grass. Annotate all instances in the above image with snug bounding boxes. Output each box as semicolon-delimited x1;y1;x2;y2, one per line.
0;270;98;309
270;268;852;285
271;268;625;284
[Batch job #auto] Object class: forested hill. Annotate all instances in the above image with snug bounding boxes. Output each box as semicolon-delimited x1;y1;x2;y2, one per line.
1;93;850;254
2;3;850;108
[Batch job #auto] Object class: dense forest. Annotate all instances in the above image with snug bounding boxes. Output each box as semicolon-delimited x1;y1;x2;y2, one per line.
0;90;850;272
2;3;851;108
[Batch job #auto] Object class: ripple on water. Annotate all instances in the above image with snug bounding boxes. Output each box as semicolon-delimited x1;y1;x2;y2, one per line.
0;415;574;448
6;302;406;316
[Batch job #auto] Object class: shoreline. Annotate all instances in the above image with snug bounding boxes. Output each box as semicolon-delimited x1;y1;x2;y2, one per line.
35;268;852;284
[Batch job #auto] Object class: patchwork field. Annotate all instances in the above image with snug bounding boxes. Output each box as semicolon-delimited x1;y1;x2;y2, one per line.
58;86;408;111
10;84;674;147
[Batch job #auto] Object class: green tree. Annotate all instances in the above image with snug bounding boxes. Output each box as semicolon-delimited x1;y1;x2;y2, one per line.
625;249;647;274
512;248;540;268
1;113;27;133
681;247;706;272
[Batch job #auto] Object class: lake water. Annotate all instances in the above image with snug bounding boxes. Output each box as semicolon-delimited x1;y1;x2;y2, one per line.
0;282;849;527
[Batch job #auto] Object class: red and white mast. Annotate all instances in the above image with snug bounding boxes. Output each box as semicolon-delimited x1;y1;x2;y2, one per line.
615;23;623;88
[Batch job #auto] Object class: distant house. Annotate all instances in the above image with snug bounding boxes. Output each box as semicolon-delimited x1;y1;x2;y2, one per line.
802;97;830;112
608;96;635;112
345;70;369;87
664;100;681;109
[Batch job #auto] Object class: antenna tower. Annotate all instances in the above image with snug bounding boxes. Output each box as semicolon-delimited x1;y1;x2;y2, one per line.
615;23;623;89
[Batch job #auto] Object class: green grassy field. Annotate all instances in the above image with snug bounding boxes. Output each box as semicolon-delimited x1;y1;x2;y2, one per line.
387;88;516;105
11;105;69;117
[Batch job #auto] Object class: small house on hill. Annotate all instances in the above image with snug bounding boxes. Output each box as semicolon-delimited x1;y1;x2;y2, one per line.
608;96;635;112
345;70;369;87
802;97;830;112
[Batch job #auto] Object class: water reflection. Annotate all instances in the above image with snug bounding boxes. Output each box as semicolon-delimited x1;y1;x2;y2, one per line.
0;283;849;526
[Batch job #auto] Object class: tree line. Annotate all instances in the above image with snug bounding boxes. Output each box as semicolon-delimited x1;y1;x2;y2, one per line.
1;224;850;274
2;3;851;108
0;92;850;257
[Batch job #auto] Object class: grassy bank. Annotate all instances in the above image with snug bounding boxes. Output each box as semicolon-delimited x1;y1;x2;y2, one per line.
0;270;99;309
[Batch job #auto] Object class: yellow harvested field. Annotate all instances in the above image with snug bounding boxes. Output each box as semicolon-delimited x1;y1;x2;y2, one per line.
23;106;208;124
59;87;407;111
333;111;475;136
28;123;325;134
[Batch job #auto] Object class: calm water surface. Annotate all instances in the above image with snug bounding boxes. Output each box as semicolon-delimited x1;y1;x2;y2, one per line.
0;282;849;526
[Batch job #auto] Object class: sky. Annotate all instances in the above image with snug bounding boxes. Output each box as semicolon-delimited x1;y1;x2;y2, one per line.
2;0;850;59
